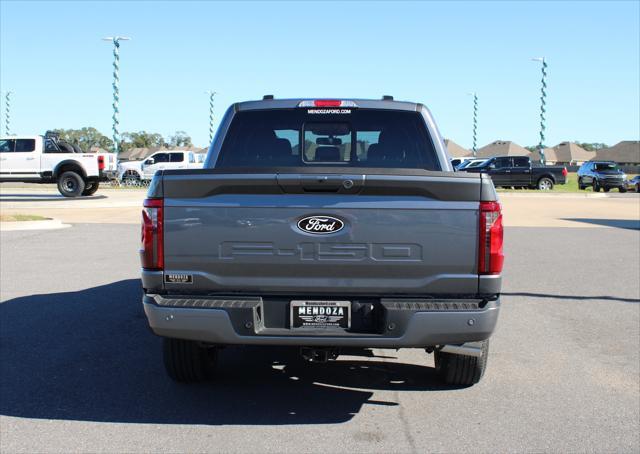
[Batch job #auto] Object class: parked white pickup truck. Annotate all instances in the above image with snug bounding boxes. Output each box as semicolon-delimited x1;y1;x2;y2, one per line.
118;150;205;183
0;134;117;197
140;150;205;180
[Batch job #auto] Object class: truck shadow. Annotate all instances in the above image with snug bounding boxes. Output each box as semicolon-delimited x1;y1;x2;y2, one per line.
560;218;640;231
501;292;639;304
0;280;455;426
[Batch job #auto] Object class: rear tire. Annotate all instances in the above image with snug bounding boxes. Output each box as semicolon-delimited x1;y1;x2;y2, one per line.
57;171;85;197
593;180;600;192
603;187;610;193
434;340;489;386
163;338;218;383
122;172;141;186
537;177;554;190
578;178;585;190
82;182;99;196
619;187;627;193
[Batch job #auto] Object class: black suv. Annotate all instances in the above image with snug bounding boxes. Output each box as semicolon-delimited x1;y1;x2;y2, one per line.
577;161;627;192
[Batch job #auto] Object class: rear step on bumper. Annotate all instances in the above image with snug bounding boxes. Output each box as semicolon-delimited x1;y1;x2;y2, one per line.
143;295;500;348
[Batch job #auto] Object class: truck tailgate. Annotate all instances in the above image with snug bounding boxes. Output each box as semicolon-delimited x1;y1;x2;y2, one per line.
158;170;494;296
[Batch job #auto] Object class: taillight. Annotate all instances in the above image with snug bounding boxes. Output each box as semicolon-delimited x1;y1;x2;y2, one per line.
98;155;105;171
314;100;342;107
478;201;504;275
562;167;568;177
141;198;163;270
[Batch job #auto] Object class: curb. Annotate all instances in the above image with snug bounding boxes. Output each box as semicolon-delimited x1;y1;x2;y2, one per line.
0;219;71;231
499;192;615;199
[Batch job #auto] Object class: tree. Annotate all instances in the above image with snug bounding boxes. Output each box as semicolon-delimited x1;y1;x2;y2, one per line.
120;131;166;152
53;127;113;152
168;130;193;147
525;145;538;153
575;142;608;151
52;128;196;154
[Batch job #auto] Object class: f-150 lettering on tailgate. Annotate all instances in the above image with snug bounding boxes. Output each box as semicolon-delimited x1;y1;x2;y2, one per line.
220;242;422;262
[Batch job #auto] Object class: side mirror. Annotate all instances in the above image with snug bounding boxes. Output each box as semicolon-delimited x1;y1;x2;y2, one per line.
488;164;496;170
144;158;154;165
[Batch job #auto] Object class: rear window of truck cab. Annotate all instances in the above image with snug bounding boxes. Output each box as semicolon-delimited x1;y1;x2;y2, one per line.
215;109;440;170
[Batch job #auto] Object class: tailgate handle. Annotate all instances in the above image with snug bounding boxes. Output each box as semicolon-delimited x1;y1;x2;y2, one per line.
277;174;364;193
301;175;344;192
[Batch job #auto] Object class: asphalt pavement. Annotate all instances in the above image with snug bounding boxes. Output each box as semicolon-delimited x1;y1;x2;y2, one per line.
0;223;639;453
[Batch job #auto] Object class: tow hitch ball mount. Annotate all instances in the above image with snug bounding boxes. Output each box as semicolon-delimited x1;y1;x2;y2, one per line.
300;347;340;363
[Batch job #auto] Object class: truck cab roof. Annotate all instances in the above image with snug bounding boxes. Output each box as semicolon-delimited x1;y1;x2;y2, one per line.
234;98;423;112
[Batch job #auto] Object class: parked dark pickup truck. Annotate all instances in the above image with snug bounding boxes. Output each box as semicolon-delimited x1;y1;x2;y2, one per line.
462;156;567;190
141;97;504;386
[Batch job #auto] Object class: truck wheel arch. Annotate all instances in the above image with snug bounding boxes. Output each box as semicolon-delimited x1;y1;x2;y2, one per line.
122;169;142;179
537;173;556;184
53;160;87;180
537;176;555;190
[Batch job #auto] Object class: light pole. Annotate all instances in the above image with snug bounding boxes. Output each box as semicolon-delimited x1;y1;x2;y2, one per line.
205;90;217;144
531;57;547;165
467;92;478;156
3;91;12;136
103;36;130;153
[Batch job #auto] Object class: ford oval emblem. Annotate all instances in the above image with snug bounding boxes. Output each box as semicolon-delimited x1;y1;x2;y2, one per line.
297;216;345;235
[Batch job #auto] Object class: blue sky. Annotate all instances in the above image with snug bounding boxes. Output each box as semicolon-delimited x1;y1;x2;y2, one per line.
1;1;639;148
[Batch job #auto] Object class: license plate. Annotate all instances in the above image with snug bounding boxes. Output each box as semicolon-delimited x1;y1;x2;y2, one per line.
290;300;351;329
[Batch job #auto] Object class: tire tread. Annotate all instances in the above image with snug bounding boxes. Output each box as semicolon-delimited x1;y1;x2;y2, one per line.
435;340;489;386
163;338;215;383
82;182;99;196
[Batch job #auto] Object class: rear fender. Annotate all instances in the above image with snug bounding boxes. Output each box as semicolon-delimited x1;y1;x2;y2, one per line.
53;160;87;179
536;172;556;183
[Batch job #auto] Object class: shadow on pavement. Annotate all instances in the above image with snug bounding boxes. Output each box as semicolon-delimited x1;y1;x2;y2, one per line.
502;292;639;303
561;218;640;230
0;280;454;426
0;193;107;202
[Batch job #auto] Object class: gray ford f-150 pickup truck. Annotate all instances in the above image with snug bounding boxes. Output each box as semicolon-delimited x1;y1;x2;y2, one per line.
141;97;504;386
